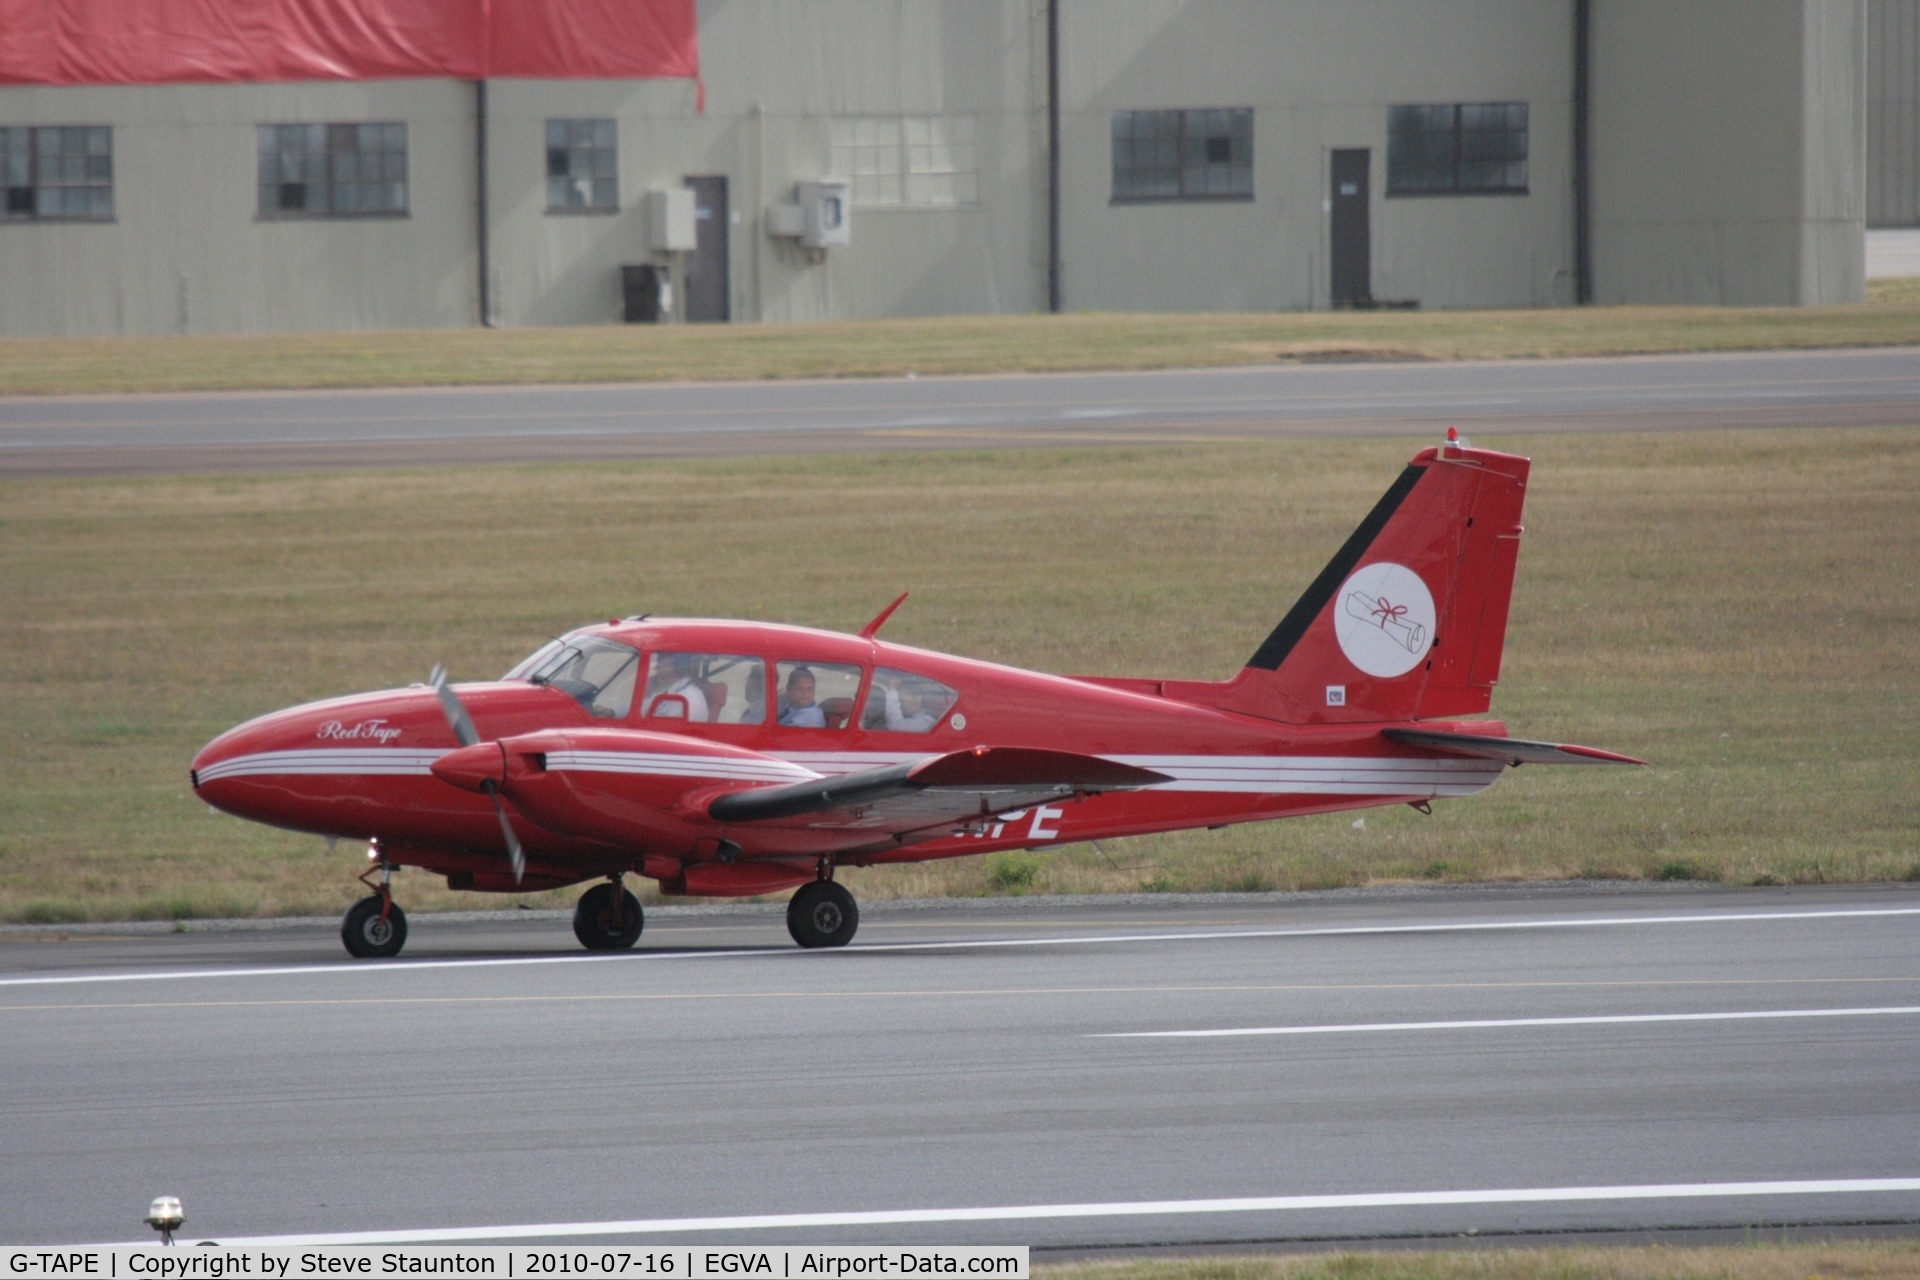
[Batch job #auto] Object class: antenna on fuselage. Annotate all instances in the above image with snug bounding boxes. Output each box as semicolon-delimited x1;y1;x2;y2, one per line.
858;592;910;640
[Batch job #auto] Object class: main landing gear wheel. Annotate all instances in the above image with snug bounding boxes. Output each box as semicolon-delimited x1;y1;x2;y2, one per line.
341;895;408;959
574;882;644;950
787;880;859;949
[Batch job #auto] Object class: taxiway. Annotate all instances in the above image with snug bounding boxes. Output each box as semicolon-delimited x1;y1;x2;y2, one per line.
3;346;1918;475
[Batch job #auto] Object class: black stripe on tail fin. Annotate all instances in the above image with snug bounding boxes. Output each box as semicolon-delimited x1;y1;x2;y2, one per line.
1244;464;1427;671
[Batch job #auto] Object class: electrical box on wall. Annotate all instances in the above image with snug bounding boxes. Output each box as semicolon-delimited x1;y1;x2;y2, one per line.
646;189;697;252
797;178;851;249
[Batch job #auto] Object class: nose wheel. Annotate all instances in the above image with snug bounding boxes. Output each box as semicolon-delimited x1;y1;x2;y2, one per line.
574;879;644;950
341;895;408;959
787;880;858;949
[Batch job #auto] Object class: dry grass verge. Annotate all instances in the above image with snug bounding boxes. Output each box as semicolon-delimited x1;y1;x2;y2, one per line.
1034;1242;1920;1280
1;426;1916;921
1;281;1918;396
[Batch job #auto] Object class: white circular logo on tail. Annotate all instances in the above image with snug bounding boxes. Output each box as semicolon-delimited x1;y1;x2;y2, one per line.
1333;562;1435;678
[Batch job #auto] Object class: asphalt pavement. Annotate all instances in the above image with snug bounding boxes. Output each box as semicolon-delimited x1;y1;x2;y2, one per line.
4;884;1918;1248
4;346;1918;475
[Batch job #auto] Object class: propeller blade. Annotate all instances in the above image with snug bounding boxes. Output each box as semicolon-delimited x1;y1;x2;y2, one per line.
482;780;525;884
429;665;516;881
429;663;481;748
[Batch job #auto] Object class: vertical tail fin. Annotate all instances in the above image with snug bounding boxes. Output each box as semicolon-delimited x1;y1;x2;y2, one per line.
1217;442;1530;724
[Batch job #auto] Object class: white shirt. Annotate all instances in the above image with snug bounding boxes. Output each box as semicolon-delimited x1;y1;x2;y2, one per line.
654;678;708;723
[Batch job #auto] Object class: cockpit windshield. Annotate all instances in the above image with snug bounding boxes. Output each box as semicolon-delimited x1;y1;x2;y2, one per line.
504;634;640;718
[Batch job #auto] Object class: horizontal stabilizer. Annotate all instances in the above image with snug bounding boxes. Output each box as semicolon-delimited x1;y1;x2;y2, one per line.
708;748;1171;829
1384;728;1646;767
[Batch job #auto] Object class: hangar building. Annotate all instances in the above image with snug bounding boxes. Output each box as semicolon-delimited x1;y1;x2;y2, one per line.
0;0;1872;335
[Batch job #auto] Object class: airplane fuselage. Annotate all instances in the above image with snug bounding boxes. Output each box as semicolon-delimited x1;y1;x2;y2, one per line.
192;617;1507;898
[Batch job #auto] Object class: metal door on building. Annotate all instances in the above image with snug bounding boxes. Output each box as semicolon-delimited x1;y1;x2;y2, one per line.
1330;149;1372;308
683;175;730;322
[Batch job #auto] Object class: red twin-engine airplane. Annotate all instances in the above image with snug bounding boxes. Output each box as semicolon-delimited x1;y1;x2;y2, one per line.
191;434;1641;959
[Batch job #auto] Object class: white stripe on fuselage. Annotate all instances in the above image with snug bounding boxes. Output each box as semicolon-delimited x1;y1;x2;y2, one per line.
199;747;1503;799
773;751;1503;798
195;748;449;782
544;750;819;784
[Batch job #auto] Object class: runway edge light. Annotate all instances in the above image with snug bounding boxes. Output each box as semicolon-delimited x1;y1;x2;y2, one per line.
145;1195;184;1245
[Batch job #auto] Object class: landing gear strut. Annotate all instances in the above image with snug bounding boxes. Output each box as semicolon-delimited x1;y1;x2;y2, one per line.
574;876;644;950
787;879;858;949
342;860;407;959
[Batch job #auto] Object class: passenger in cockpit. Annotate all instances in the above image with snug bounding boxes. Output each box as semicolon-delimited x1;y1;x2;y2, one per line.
741;667;767;725
879;679;939;732
777;667;827;728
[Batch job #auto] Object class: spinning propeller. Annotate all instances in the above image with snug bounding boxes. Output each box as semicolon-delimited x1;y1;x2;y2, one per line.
429;664;524;884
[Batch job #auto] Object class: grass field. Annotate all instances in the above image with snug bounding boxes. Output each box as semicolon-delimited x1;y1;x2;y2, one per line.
1;425;1916;922
1;280;1919;396
1033;1242;1920;1280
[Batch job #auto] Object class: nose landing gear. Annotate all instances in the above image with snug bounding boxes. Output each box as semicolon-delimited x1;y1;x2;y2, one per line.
573;875;644;950
342;859;407;959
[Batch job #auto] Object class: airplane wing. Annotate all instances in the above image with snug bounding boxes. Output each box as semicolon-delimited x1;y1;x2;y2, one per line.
708;747;1172;833
1384;727;1646;766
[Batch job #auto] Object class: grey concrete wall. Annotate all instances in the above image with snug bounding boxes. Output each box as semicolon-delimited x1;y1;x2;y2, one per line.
0;80;481;336
1056;0;1575;313
1805;0;1870;301
697;0;1046;323
1591;0;1864;305
1868;0;1920;224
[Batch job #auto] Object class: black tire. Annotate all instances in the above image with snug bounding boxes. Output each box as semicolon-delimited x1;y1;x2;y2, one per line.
787;880;858;949
573;883;644;950
341;896;407;959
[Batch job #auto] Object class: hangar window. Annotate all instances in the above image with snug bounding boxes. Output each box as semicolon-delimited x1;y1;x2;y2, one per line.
0;126;113;221
1387;102;1528;195
546;118;617;212
1111;109;1252;202
257;123;408;218
830;116;978;207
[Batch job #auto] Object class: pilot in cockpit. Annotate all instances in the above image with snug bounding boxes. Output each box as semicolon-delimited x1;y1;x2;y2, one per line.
649;652;710;722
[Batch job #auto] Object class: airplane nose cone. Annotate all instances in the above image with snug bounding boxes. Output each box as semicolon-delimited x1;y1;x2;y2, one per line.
191;724;246;797
188;690;433;826
190;714;285;816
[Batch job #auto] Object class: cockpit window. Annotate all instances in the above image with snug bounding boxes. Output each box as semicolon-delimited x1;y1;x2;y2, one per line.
505;634;640;718
775;660;863;730
643;653;767;724
859;668;959;733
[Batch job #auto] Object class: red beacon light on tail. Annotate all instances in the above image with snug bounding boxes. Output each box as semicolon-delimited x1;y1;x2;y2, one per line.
190;443;1642;959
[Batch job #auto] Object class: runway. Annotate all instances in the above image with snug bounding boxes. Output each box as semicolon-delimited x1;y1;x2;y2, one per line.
4;346;1919;476
3;884;1918;1249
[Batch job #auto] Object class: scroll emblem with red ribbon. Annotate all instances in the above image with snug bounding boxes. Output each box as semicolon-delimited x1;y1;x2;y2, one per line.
1345;589;1427;654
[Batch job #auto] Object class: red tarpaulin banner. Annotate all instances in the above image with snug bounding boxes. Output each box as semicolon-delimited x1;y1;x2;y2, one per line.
0;0;698;85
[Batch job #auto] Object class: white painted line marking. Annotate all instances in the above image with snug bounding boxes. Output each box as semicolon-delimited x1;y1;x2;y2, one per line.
6;905;1919;989
89;1178;1920;1246
1095;1005;1920;1038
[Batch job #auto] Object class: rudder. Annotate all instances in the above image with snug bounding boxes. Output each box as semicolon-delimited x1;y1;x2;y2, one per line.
1217;441;1530;724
